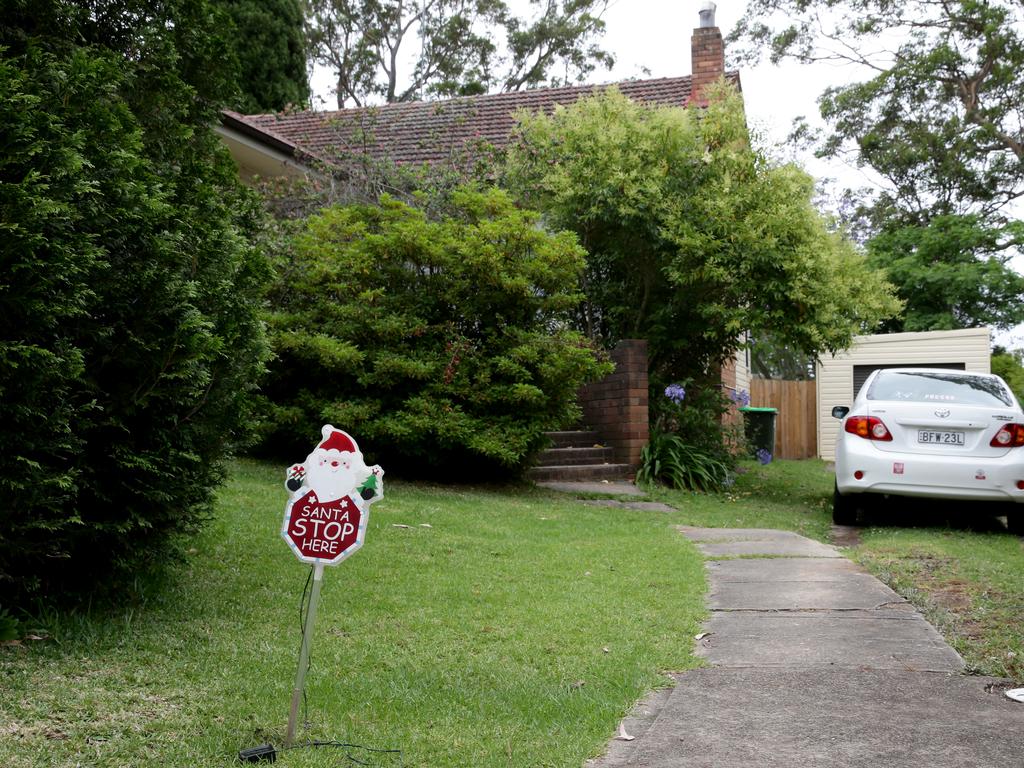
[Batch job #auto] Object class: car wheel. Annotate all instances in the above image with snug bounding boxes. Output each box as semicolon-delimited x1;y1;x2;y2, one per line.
832;483;858;526
1007;514;1024;536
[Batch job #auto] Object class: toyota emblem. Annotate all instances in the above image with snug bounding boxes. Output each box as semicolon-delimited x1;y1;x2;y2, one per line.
935;408;951;418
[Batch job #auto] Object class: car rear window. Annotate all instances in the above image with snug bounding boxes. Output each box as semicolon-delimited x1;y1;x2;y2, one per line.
867;371;1013;407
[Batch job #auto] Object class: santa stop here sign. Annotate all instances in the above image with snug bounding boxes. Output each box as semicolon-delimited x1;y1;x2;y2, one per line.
279;425;384;745
281;425;384;566
282;490;364;565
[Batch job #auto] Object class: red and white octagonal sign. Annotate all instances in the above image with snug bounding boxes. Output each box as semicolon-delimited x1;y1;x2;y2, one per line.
282;489;367;565
281;425;383;566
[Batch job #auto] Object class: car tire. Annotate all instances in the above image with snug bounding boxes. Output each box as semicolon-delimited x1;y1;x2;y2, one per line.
1007;514;1024;536
832;483;858;526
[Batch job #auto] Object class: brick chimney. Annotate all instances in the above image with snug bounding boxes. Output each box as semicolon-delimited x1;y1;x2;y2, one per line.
690;1;724;105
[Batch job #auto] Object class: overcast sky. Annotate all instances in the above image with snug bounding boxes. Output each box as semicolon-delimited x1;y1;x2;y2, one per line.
581;0;831;142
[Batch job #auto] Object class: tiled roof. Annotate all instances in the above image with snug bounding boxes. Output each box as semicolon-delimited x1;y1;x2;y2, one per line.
225;72;740;169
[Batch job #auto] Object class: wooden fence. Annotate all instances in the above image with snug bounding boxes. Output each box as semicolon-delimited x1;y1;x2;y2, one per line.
750;379;817;459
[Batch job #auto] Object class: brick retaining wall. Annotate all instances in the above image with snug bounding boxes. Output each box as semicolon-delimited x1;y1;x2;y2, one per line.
578;339;649;468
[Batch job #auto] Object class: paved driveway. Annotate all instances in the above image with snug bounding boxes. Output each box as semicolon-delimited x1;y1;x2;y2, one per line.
590;528;1023;768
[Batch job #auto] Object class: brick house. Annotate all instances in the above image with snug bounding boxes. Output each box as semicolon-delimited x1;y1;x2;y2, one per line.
217;5;751;478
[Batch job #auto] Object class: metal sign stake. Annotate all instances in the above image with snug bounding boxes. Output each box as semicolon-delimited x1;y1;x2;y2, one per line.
286;561;325;746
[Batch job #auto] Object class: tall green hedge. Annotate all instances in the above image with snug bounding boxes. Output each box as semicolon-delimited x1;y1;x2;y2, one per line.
259;189;610;476
213;0;310;113
0;2;270;604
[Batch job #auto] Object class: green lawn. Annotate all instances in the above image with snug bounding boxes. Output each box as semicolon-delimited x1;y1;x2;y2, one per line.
1;460;712;768
647;459;836;541
4;457;1022;767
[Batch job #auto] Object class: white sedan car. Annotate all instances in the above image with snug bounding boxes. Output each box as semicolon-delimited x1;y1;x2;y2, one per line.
832;367;1024;531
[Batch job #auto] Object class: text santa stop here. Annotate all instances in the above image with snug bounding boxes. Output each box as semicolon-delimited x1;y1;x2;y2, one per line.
282;425;384;565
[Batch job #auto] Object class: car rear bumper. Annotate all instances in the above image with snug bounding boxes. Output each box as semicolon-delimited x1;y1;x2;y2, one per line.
835;441;1024;503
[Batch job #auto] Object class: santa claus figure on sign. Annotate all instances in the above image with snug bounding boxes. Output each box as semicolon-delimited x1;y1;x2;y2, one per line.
286;425;383;504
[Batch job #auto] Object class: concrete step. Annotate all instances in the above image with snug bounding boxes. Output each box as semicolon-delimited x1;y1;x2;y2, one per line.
545;430;602;449
535;446;615;466
525;462;632;483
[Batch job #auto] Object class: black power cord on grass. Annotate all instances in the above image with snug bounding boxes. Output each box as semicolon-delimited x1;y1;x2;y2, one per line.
239;740;403;764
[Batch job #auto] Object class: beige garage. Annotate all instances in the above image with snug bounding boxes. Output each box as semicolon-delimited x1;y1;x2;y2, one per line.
816;328;993;461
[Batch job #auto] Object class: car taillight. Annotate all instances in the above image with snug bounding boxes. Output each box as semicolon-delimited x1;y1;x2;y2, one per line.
991;424;1024;447
844;416;893;441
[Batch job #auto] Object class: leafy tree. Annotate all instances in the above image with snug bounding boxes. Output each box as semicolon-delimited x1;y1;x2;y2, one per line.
991;346;1024;404
868;214;1024;332
749;332;816;380
731;0;1024;332
307;0;614;107
1;0;271;605
504;85;900;399
214;0;310;112
258;188;610;476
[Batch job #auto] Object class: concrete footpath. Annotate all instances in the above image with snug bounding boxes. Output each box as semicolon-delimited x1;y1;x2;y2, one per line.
589;528;1023;768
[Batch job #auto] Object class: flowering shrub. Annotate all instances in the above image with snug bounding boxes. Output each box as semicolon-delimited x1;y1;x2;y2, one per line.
652;376;746;459
728;388;751;408
641;378;744;491
665;383;686;404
